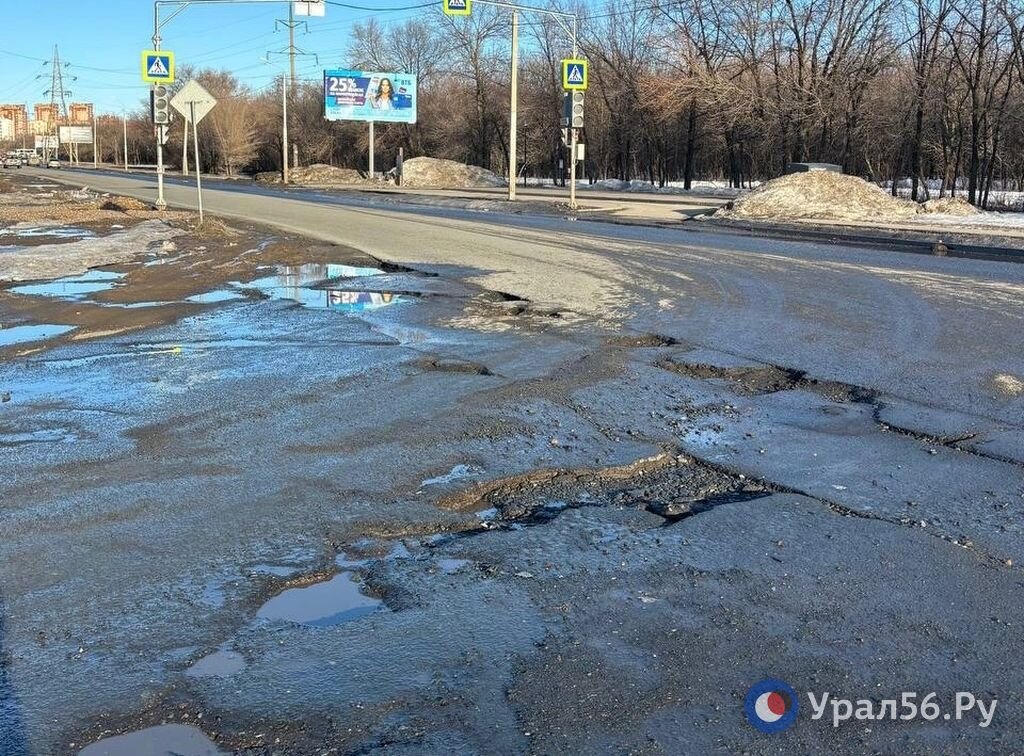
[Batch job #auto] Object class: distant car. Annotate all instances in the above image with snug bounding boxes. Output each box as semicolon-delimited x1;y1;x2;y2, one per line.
27;155;40;166
2;156;20;169
46;158;61;169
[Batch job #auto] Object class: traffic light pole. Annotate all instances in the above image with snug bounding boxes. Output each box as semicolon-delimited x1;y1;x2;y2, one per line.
569;127;577;210
458;0;577;205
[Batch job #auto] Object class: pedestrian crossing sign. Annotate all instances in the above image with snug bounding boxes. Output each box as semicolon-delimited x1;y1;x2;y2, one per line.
562;59;588;91
141;50;175;83
443;0;471;15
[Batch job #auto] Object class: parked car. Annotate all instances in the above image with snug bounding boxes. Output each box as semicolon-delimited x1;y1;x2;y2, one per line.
46;158;61;169
2;156;21;169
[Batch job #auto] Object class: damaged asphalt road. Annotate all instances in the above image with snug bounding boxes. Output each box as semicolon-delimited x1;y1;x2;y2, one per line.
1;171;1023;755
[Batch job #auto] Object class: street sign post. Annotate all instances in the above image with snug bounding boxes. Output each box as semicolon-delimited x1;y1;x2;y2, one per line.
171;80;218;224
443;0;471;15
141;50;175;84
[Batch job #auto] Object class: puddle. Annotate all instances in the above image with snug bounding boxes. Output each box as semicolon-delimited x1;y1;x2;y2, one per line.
422;463;482;487
256;572;383;627
0;323;75;347
0;244;27;253
438;558;473;574
185;649;246;678
185;289;247;304
335;540;411;569
10;270;124;300
78;724;223;756
186;263;408;313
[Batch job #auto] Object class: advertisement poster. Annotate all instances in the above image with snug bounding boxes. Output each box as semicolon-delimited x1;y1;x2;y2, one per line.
324;70;417;124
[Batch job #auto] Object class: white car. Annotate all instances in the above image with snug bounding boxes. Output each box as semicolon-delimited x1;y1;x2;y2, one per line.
46;158;61;169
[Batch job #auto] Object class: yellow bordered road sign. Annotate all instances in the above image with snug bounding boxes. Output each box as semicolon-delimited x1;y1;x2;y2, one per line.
443;0;471;15
562;59;588;91
142;50;175;84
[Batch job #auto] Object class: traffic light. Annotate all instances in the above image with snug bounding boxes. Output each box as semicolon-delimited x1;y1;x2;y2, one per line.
570;91;584;128
151;84;171;125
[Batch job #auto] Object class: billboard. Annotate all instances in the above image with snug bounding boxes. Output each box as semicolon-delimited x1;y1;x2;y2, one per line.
324;70;417;124
34;135;58;149
59;126;94;144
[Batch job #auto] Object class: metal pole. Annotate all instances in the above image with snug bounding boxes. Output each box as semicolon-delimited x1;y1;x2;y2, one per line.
368;121;375;178
509;10;518;201
191;100;203;224
93;115;98;169
569;127;578;210
282;75;289;184
153;9;167;210
123;113;129;172
288;1;297;89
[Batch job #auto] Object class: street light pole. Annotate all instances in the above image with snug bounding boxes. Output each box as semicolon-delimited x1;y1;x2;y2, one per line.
508;10;519;201
282;74;289;184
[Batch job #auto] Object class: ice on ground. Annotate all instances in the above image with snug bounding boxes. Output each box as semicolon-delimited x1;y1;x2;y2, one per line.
718;172;921;222
993;373;1024;397
0;221;184;282
401;157;505;189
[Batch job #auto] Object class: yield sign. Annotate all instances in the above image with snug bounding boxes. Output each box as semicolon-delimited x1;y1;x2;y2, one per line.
170;80;218;124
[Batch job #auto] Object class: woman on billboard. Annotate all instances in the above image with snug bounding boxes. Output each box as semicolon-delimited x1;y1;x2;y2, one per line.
370;78;395;111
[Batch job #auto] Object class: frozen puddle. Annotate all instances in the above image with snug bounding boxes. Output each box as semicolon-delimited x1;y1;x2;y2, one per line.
2;224;96;240
256;571;382;627
0;428;76;445
422;463;482;487
78;724;223;756
188;263;410;312
10;270;123;300
0;323;75;347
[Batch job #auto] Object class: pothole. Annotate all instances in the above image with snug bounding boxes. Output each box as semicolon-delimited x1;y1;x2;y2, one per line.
656;357;879;403
255;571;383;627
185;649;246;679
412;357;494;376
77;724;221;756
0;323;75;347
607;333;681;348
8;269;123;300
187;262;414;312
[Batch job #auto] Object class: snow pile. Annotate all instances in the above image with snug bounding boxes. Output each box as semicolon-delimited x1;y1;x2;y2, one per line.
291;164;364;184
400;158;505;189
255;164;365;185
921;197;980;216
719;172;921;222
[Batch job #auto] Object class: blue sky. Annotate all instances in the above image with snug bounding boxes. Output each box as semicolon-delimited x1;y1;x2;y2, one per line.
0;1;450;114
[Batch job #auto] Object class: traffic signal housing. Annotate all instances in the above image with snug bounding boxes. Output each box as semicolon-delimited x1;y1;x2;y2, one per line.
570;91;584;128
151;84;171;125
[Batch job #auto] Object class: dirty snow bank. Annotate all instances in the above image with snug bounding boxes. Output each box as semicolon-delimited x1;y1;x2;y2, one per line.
257;164;365;185
401;158;505;189
718;172;920;222
920;197;980;216
0;220;184;282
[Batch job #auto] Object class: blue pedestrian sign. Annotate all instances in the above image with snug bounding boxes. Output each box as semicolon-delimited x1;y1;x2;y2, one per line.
562;59;588;91
141;50;175;84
